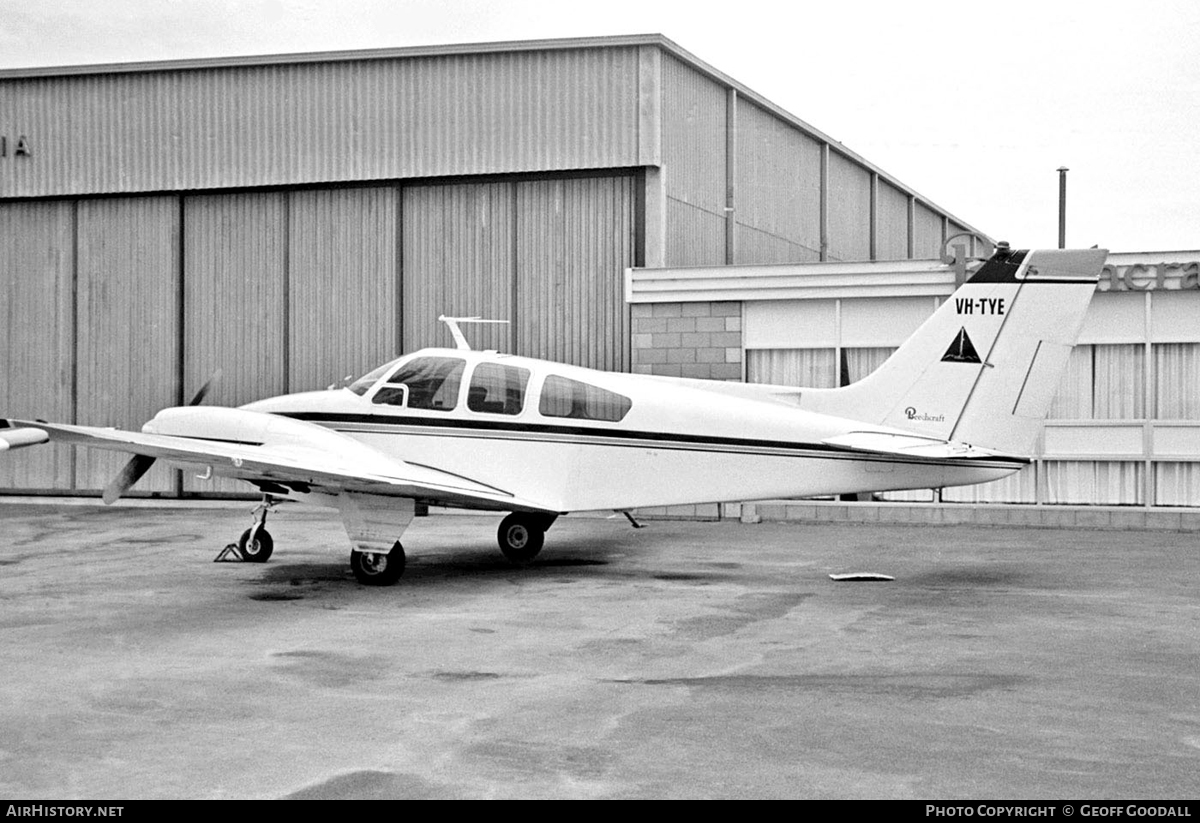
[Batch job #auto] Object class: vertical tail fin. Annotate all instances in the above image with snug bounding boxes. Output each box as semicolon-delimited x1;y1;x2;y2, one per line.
800;247;1108;454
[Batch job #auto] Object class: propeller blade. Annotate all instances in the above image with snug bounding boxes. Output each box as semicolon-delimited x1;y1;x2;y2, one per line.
102;372;220;504
187;369;223;406
102;454;157;505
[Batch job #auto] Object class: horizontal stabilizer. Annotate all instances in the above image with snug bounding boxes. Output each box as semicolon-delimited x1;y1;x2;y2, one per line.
821;431;1026;463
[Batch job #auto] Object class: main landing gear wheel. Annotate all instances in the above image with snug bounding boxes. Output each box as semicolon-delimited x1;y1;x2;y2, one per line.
351;541;406;586
497;514;546;564
238;528;274;563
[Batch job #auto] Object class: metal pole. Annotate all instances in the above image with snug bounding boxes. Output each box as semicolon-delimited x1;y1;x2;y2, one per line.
1057;166;1069;248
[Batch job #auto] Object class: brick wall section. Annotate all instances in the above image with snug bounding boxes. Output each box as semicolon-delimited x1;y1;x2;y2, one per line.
630;301;742;380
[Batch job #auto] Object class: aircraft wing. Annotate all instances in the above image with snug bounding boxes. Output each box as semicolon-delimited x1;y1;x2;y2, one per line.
821;430;1029;464
4;417;556;513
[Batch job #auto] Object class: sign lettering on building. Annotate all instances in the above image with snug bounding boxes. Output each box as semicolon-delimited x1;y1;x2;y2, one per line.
1098;262;1200;292
0;135;32;158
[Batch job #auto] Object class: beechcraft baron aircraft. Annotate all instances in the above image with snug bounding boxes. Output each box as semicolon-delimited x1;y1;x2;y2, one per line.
1;247;1107;585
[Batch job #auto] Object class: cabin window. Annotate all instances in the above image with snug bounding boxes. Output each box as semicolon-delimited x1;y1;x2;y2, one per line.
372;356;465;411
538;375;632;422
467;363;531;415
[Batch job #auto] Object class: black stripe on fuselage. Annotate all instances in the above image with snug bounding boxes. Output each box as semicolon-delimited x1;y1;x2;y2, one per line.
277;411;1029;470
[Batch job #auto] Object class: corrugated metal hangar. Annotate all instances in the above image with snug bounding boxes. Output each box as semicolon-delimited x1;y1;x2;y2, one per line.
0;34;987;498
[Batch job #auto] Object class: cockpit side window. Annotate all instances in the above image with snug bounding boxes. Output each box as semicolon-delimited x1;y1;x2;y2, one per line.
538;375;632;422
372;356;465;411
467;362;531;415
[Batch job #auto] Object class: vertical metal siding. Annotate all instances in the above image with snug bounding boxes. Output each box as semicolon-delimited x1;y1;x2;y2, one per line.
74;197;179;492
912;202;945;259
0;47;644;198
661;55;727;267
734;100;822;264
0;201;75;490
665;199;726;267
875;180;911;260
288;187;400;392
826;152;872;262
402;182;515;353
182;192;286;493
515;176;635;370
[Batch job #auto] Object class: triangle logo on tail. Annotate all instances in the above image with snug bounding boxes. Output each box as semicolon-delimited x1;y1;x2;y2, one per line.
942;327;981;363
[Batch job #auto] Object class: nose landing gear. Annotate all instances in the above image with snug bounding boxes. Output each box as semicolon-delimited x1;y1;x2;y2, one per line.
214;496;277;563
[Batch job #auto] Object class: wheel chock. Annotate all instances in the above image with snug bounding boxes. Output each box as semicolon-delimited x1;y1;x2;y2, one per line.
213;543;244;562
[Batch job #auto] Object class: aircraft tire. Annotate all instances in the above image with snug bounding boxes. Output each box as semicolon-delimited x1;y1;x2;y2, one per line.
351;542;406;586
238;528;274;563
497;514;545;564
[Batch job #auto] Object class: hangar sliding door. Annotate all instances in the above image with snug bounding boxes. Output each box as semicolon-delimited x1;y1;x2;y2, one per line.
515;176;634;371
0;201;75;491
182;192;286;493
401;175;634;370
74;197;180;493
401;182;515;353
288;187;400;392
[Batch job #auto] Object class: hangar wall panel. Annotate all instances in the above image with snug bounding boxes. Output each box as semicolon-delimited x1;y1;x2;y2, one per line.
661;54;727;267
402;182;515;353
404;175;634;369
182;193;286;493
912;201;945;259
0;201;74;490
74;197;179;492
875;181;911;260
182;193;287;406
0;48;645;198
288;187;400;393
515;176;635;370
734;100;822;265
666;199;726;267
826;153;872;262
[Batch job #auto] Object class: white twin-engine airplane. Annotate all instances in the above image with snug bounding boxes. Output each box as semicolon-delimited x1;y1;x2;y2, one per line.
1;247;1108;585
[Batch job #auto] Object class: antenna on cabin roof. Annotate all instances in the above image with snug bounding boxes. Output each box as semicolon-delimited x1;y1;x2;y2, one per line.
437;315;510;351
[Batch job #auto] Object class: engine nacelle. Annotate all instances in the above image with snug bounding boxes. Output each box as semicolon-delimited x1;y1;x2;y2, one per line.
0;425;50;452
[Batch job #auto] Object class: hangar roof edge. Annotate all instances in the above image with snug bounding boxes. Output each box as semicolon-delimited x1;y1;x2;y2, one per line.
0;32;989;239
0;33;677;79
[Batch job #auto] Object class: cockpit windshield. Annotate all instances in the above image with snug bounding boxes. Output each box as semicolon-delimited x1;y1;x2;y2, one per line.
346;358;403;396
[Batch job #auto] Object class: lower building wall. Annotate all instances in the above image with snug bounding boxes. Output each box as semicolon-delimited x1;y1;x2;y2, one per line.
630;301;742;380
738;499;1200;531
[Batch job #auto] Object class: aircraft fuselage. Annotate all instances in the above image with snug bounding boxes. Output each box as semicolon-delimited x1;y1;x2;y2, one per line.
231;348;1023;513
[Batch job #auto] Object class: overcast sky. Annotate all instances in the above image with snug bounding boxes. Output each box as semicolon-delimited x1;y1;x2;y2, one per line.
2;0;1197;253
